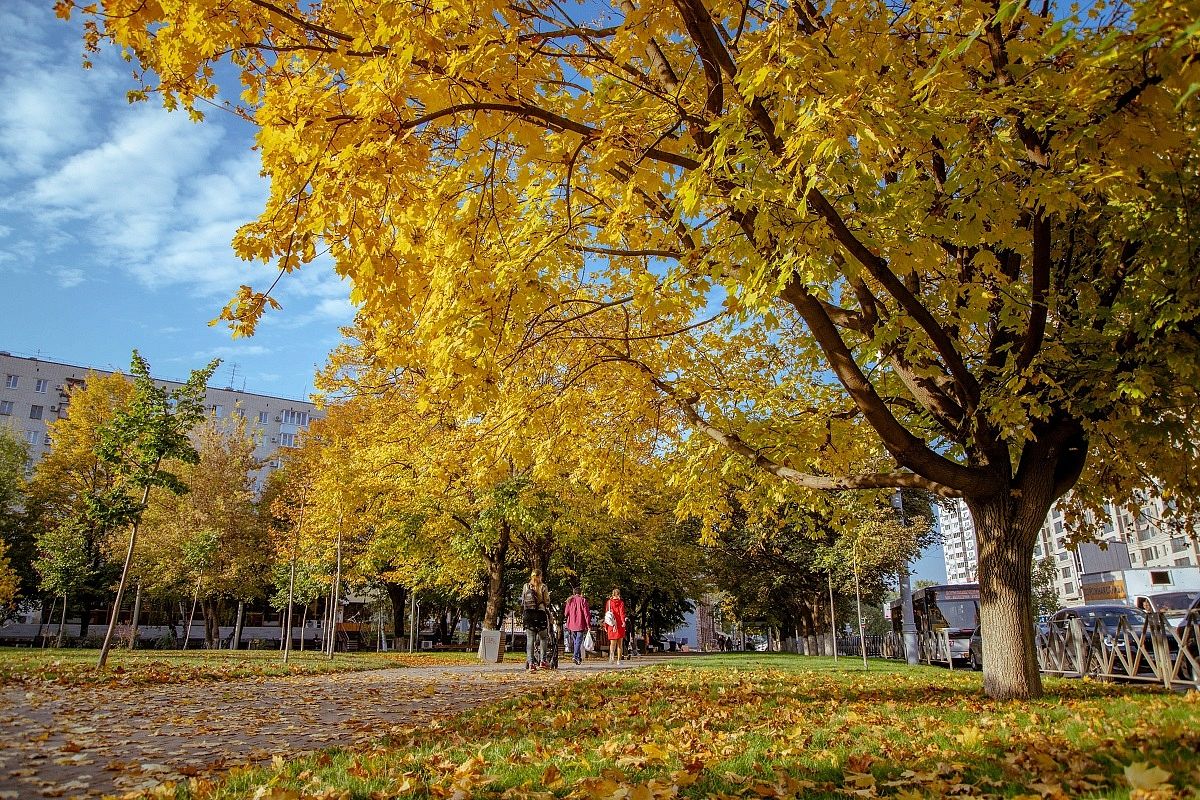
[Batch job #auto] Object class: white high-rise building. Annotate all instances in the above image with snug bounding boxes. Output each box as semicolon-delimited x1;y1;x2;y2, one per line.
938;498;978;584
937;492;1200;603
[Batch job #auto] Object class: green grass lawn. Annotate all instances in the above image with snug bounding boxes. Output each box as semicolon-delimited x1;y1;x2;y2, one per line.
0;646;479;687
148;653;1200;799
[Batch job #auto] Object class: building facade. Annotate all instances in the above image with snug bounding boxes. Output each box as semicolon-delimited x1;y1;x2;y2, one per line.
0;351;318;485
937;498;979;584
938;494;1200;604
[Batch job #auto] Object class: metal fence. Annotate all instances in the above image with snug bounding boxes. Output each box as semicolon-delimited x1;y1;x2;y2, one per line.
1036;613;1199;691
837;613;1200;690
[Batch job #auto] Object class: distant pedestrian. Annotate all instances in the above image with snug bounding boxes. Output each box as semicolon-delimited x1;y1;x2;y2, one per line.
604;588;626;663
563;586;590;665
521;570;551;672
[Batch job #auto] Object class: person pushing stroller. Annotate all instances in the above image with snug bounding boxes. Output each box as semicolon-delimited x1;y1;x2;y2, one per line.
521;570;553;672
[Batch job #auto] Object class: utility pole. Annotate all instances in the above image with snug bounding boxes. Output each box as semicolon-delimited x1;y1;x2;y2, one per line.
892;491;920;666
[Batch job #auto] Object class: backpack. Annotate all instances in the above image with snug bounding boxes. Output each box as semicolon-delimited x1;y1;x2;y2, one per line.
521;583;543;610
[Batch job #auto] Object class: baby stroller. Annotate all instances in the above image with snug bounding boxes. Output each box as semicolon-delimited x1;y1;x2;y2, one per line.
522;603;559;671
542;605;560;670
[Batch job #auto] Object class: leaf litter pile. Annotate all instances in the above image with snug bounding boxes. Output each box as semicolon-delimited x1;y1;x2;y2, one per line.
147;656;1199;800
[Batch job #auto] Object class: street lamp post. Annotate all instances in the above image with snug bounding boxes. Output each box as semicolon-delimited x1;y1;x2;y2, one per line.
892;491;920;666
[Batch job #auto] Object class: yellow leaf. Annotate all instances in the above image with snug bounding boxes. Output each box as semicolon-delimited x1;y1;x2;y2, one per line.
956;726;984;748
1123;762;1171;791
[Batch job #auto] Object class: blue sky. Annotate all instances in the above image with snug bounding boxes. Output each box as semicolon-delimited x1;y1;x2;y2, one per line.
0;1;354;399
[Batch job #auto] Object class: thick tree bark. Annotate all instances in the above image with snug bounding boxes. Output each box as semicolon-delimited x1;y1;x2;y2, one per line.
969;493;1044;699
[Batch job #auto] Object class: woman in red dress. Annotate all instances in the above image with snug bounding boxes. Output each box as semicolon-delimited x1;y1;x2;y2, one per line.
604;588;626;663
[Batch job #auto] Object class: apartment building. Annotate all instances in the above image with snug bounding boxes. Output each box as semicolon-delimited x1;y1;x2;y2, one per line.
0;351;318;485
938;494;1200;604
937;498;979;584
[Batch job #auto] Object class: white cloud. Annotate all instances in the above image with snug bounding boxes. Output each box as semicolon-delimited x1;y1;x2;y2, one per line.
54;268;85;288
0;6;123;182
194;344;272;359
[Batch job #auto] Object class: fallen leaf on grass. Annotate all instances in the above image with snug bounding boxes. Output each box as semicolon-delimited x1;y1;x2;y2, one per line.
1124;762;1171;791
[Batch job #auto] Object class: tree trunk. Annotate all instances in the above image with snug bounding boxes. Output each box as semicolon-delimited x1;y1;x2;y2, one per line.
299;604;308;652
128;583;143;649
482;521;512;630
183;581;201;650
967;489;1052;700
283;553;296;663
384;582;407;643
99;480;156;668
201;598;220;649
57;595;68;648
232;600;245;651
78;602;91;640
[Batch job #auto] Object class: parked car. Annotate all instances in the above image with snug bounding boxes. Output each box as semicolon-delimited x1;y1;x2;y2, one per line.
1048;604;1151;675
967;618;1050;672
968;626;983;671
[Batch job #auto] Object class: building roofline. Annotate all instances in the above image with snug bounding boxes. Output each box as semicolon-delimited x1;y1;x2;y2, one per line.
0;350;317;406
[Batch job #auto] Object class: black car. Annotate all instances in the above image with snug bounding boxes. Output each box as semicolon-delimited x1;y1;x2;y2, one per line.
1048;604;1146;640
1048;604;1154;675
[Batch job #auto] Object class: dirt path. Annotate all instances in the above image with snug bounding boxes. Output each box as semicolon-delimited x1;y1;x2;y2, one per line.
0;659;644;799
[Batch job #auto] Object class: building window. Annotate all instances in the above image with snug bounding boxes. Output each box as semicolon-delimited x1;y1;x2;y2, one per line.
279;432;296;448
258;411;269;425
210;404;224;418
1177;557;1193;567
1058;551;1069;562
1063;582;1074;595
4;375;17;389
1172;537;1189;553
282;410;309;426
35;379;48;393
1149;570;1171;586
0;400;11;415
29;405;43;420
1060;567;1072;579
24;430;38;445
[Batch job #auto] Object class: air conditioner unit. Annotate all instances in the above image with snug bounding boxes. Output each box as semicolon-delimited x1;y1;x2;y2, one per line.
48;406;57;412
274;415;282;422
270;437;278;443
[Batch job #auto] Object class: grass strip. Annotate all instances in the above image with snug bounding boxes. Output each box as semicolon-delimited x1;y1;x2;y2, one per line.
140;654;1200;799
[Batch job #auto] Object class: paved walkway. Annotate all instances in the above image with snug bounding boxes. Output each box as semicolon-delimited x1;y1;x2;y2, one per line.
0;659;646;799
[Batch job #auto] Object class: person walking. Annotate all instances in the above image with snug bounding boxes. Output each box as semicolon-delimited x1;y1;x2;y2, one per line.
563;586;590;665
521;570;551;672
604;588;626;663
